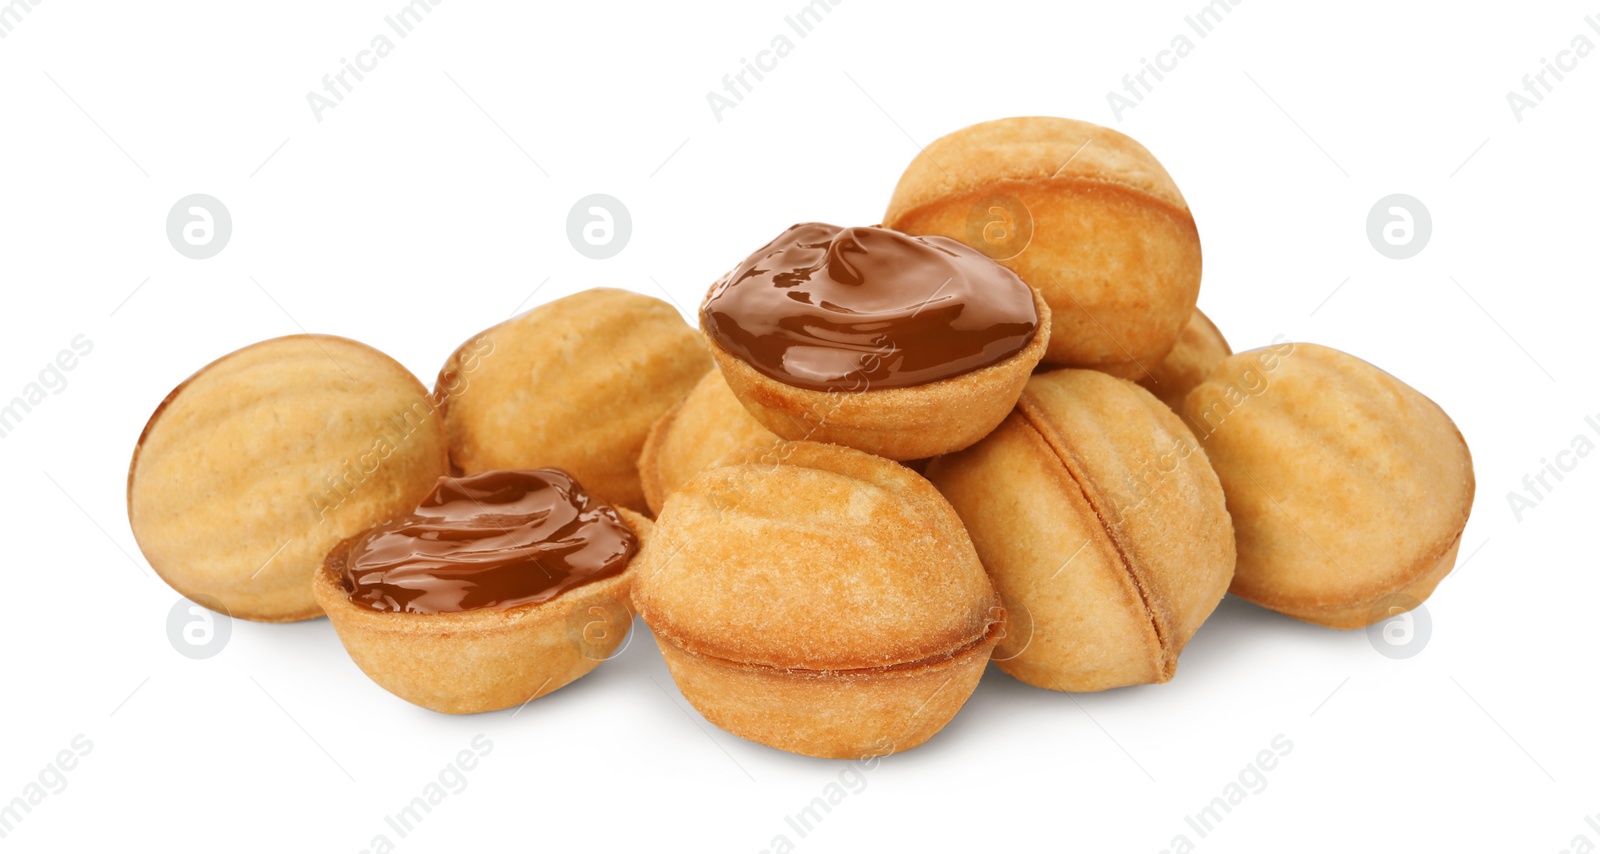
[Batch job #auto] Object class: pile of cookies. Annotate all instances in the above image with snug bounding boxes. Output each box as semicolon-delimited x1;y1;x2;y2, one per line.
127;116;1475;759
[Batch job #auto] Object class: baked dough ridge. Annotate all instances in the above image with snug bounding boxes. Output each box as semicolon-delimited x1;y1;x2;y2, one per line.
1012;393;1174;680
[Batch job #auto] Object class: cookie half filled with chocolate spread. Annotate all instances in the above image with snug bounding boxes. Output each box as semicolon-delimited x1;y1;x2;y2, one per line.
699;222;1051;460
315;468;651;714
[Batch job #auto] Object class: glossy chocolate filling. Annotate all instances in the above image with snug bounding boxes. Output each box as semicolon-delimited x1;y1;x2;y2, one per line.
700;223;1038;391
340;469;636;614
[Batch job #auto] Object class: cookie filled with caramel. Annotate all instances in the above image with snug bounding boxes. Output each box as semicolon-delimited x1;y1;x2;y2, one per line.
700;223;1050;460
315;468;650;714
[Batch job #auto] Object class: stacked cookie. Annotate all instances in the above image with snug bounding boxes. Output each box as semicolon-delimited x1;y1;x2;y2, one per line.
126;116;1474;760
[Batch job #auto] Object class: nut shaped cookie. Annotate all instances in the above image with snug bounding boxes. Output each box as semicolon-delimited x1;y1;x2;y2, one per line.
925;369;1235;692
129;335;450;622
703;287;1051;461
437;288;710;513
884;116;1201;376
1138;308;1230;411
699;223;1053;461
315;508;650;714
634;442;1001;758
1182;343;1474;629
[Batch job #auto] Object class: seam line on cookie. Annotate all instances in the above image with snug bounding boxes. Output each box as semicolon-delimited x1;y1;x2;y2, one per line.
1013;398;1173;678
893;174;1195;234
655;626;1000;678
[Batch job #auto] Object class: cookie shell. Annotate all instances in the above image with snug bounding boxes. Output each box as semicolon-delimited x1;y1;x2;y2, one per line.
128;335;449;622
1181;343;1474;628
315;509;650;714
926;369;1235;691
634;442;1000;757
703;287;1050;461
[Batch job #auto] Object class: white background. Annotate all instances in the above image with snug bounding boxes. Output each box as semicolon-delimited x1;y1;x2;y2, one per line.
1;0;1595;851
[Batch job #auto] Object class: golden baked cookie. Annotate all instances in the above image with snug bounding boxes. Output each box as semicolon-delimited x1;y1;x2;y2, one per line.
128;334;449;622
700;223;1051;461
884;116;1201;377
1182;343;1474;629
634;442;1001;758
637;369;781;516
437;288;710;514
1138;308;1230;411
925;368;1235;692
315;469;649;714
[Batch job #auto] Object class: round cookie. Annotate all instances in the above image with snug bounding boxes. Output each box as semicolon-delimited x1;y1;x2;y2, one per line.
1138;308;1230;411
884;116;1201;377
128;335;449;622
637;370;781;516
700;223;1051;461
316;470;649;714
1181;342;1474;629
925;368;1235;692
436;288;710;513
634;442;1001;758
